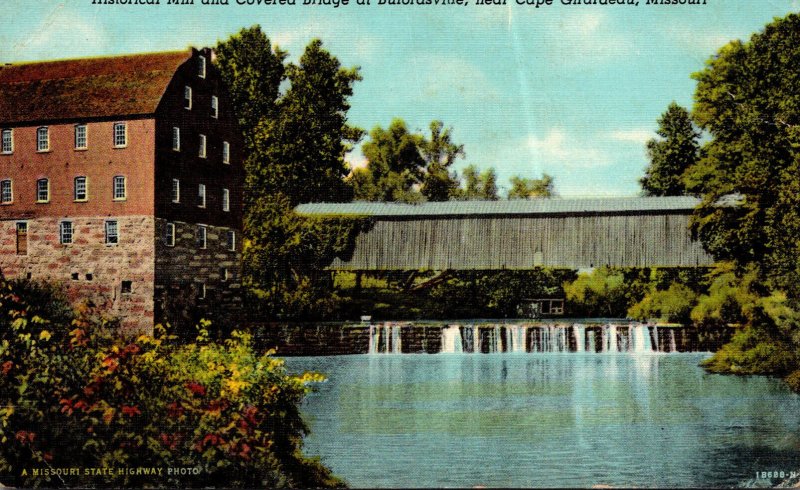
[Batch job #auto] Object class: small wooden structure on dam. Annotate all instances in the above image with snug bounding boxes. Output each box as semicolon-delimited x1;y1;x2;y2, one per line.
296;196;715;270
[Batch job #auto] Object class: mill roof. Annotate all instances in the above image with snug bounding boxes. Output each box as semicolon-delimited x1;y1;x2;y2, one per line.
0;50;192;125
296;196;703;217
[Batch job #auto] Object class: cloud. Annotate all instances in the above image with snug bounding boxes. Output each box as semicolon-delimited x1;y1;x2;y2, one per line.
12;7;110;61
345;150;368;171
546;12;633;63
609;129;652;145
525;128;612;169
412;55;499;102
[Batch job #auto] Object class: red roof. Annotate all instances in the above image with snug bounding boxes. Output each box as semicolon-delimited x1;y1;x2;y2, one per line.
0;50;192;125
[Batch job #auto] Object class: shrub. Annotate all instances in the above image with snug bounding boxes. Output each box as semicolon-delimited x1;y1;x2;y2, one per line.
628;283;697;324
0;279;343;488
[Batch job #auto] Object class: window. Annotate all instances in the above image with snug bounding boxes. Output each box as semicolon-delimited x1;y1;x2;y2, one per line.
222;188;230;212
36;179;49;203
16;222;27;255
226;230;236;251
37;127;49;152
211;96;218;118
85;273;93;281
74;176;88;201
198;134;206;158
172;127;180;151
198;55;206;79
121;280;132;294
74;124;87;149
222;141;230;164
105;220;118;245
184;86;192;110
113;176;126;200
113;122;127;147
196;225;207;249
1;129;12;154
1;179;12;204
71;272;79;281
59;221;73;245
171;179;180;203
197;184;206;208
164;222;175;247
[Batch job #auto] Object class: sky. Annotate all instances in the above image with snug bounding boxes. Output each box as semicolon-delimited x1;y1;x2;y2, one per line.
2;0;799;197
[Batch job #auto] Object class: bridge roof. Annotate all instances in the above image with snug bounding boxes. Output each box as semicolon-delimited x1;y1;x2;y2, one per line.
296;196;702;217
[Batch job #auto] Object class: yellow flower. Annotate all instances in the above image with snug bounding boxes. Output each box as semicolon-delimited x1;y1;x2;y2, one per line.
39;330;51;341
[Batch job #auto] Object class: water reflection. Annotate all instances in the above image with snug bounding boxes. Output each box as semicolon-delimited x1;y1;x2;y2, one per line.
290;354;800;488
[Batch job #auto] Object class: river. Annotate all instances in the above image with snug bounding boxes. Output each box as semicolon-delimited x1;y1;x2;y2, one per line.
286;353;800;488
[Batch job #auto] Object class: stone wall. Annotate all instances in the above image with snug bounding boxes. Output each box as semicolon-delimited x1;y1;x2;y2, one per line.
0;215;155;333
153;218;242;330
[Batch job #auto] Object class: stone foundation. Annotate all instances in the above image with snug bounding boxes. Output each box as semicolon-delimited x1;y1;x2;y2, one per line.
0;216;156;333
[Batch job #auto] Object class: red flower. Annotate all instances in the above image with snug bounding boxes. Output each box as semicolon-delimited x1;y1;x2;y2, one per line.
185;381;206;396
167;401;184;418
121;405;141;417
1;361;13;375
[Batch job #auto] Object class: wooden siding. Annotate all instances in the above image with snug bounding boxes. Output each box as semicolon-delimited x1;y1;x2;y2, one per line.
330;212;714;270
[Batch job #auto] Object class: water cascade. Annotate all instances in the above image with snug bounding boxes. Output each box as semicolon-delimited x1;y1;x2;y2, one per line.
508;325;527;353
604;325;619;353
441;325;464;354
368;323;403;354
670;330;677;353
631;324;652;353
573;324;586;353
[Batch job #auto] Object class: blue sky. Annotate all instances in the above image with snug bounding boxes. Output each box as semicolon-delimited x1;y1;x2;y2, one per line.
2;0;799;197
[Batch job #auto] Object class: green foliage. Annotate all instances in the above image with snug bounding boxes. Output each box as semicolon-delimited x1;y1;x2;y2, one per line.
628;283;697;324
507;174;554;199
353;119;464;203
687;13;800;296
0;280;342;488
563;267;649;318
640;102;700;196
458;165;498;200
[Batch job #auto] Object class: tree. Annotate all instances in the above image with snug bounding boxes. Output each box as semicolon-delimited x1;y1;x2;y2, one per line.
353;119;465;203
686;13;800;296
459;165;498;200
640;102;700;196
353;119;425;203
420;121;464;201
507;174;554;199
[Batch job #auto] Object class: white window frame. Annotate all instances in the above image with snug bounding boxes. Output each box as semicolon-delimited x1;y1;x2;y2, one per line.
74;124;87;150
59;221;73;245
226;230;236;252
199;134;206;158
0;179;12;204
222;188;230;212
211;96;218;118
172;127;180;151
171;179;180;203
1;129;13;154
165;222;175;247
105;219;119;245
74;176;88;201
184;86;192;110
197;183;206;208
113;122;127;148
36;179;49;203
198;55;206;79
113;175;127;201
222;141;230;164
37;127;49;152
197;225;207;249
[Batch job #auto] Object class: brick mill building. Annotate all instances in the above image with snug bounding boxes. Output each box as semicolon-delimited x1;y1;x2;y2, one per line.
0;48;244;332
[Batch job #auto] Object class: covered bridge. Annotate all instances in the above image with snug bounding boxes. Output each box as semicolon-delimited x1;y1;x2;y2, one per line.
295;197;715;270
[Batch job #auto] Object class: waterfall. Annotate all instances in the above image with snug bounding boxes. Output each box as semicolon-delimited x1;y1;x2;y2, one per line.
631;324;652;353
486;326;503;353
462;326;474;353
587;330;596;353
604;325;619;353
441;325;463;354
670;330;677;353
474;326;481;354
368;324;380;354
653;325;659;352
573;324;586;353
508;325;527;353
391;324;402;354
